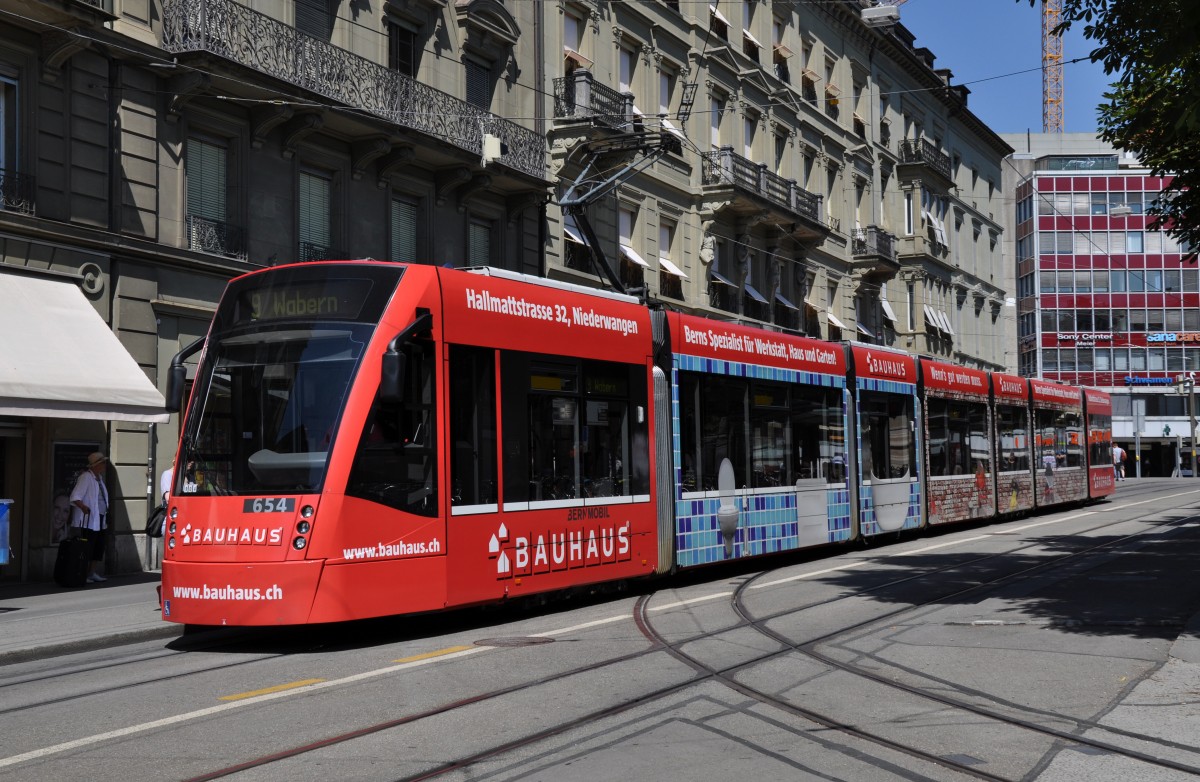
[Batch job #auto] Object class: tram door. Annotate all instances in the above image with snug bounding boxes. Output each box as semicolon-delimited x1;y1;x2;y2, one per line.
858;391;918;534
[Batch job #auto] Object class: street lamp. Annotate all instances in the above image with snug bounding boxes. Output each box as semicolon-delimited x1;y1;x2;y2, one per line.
1177;372;1198;478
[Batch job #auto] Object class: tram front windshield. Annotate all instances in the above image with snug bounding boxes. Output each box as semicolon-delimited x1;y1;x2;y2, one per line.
177;265;403;496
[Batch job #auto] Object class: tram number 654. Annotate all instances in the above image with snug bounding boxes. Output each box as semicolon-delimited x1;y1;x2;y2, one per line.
242;498;297;513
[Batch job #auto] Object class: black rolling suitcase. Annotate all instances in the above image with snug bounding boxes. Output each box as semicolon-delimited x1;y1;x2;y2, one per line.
54;534;91;587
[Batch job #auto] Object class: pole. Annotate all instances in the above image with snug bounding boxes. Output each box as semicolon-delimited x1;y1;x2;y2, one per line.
1190;374;1197;478
1134;398;1144;479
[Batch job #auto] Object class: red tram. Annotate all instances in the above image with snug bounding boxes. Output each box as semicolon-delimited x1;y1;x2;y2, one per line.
160;263;1113;625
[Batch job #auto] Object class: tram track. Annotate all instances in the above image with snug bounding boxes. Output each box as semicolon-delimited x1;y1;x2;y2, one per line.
170;495;1187;781
723;511;1200;778
4;489;1186;780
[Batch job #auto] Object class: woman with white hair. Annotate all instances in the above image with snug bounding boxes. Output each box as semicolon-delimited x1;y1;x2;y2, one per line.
69;451;110;583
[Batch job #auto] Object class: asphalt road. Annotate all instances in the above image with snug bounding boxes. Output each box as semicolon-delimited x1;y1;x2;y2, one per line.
3;480;1200;782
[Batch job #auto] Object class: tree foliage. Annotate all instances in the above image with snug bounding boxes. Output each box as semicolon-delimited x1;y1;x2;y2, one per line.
1028;0;1200;258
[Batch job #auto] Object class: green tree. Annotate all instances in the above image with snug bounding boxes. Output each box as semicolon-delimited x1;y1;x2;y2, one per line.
1029;0;1200;259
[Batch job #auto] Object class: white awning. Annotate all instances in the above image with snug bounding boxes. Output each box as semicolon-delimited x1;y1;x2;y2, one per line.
881;299;898;322
710;270;736;287
923;304;942;333
561;223;585;244
563;48;593;68
619;244;651;268
744;283;769;304
743;29;763;49
939;309;955;336
659;257;689;279
709;4;731;26
827;312;847;330
661;117;686;140
773;43;794;59
857;322;875;338
0;274;169;422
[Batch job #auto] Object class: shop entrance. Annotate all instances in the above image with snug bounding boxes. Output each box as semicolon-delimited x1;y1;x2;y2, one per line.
0;423;27;581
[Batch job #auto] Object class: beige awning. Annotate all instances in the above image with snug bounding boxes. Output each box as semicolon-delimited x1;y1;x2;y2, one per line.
827;312;847;330
619;244;651;268
0;274;169;422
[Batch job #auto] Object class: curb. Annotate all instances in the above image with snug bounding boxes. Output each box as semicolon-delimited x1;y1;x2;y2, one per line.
0;624;185;666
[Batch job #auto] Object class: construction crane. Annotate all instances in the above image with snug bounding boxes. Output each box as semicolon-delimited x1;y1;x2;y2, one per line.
1042;0;1064;132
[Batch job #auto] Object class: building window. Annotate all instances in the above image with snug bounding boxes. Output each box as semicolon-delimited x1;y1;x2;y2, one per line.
391;197;418;263
0;74;15;176
299;170;333;261
468;218;492;266
465;58;492;109
710;96;724;150
619;47;635;94
388;22;419;77
659;220;683;300
186;136;240;257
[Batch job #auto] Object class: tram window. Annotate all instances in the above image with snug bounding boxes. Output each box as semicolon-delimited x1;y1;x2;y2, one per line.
860;392;915;481
926;398;989;477
680;373;845;490
751;382;789;488
996;405;1031;472
346;337;438;516
792;385;845;484
1088;414;1112;466
1035;408;1083;469
449;345;497;506
680;375;748;491
501;352;647;503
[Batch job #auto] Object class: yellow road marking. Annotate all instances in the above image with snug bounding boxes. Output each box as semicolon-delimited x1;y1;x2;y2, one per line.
394;645;473;663
219;678;325;701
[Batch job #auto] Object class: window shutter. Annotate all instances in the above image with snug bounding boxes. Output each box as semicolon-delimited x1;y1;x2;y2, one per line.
469;221;491;266
299;171;332;247
296;0;331;38
186;138;227;222
391;198;418;263
465;60;490;109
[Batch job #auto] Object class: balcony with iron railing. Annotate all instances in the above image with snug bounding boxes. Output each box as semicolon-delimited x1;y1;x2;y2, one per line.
0;169;34;215
187;215;246;259
161;0;546;181
709;274;738;313
553;71;632;130
898;138;953;185
298;241;347;264
701;147;826;240
773;299;800;332
851;226;899;277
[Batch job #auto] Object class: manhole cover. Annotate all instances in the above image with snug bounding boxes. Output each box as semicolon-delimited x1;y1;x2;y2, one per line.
474;637;555;647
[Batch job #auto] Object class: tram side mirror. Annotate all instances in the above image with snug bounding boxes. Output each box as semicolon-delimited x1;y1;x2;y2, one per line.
380;350;407;404
165;364;188;413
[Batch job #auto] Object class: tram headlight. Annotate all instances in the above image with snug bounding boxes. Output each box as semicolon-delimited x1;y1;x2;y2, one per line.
170;506;178;519
301;505;315;518
292;536;307;550
168;537;176;549
297;520;311;534
169;521;176;534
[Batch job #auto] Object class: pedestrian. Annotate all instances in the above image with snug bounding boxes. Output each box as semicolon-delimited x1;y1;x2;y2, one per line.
69;451;110;583
160;465;174;503
1112;443;1126;481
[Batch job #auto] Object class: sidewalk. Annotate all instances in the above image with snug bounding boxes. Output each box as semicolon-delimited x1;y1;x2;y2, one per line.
0;573;179;665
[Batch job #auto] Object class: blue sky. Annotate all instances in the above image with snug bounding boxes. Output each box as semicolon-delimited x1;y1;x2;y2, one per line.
897;0;1114;134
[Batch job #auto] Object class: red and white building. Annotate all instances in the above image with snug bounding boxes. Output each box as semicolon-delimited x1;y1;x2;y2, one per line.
1005;134;1195;476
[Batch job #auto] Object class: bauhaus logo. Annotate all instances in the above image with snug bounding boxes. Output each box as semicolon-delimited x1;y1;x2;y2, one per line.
488;519;631;578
